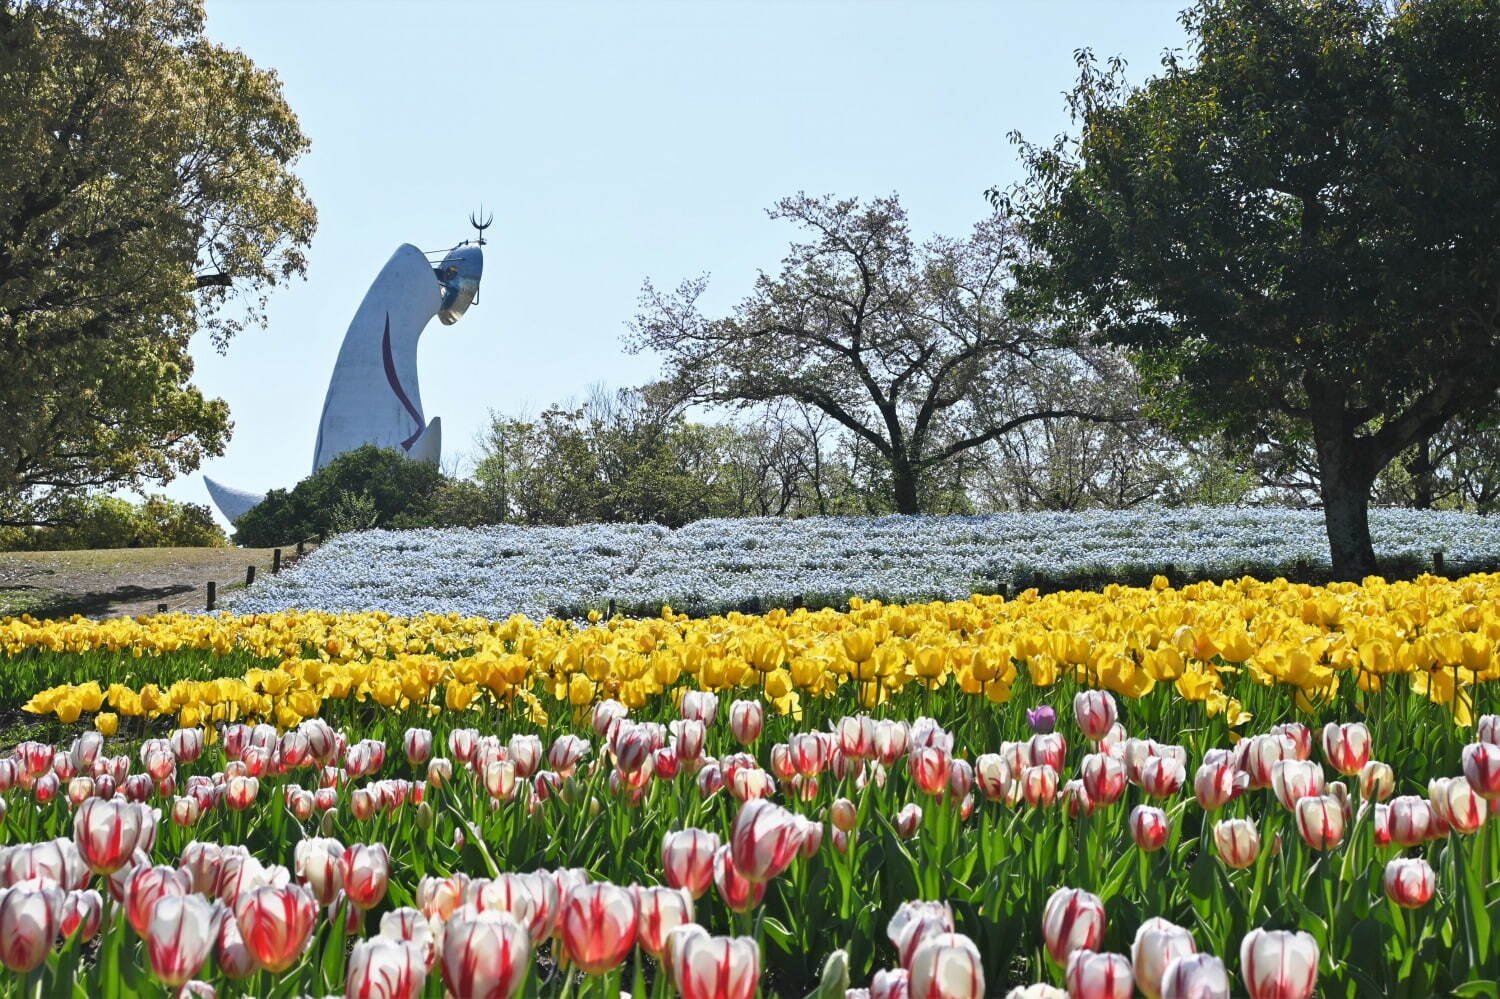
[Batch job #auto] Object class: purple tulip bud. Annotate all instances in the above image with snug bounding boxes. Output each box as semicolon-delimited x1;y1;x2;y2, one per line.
1027;706;1057;734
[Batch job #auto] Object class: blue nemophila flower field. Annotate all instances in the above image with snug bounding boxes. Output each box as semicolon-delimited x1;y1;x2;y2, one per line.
227;508;1500;620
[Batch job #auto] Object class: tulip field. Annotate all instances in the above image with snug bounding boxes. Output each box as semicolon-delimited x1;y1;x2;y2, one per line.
0;573;1498;997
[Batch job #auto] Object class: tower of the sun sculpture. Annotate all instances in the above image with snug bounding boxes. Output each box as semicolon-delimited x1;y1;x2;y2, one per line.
205;216;488;524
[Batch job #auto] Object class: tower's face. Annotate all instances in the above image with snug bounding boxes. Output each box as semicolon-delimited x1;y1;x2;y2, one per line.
436;243;484;325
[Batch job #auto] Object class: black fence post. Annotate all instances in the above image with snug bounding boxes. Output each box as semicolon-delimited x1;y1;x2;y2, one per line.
206;581;216;612
272;548;282;574
296;540;305;556
156;603;168;614
1433;549;1445;576
245;565;256;587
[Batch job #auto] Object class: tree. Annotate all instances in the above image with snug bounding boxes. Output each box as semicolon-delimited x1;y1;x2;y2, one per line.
231;446;446;547
0;0;316;527
1004;0;1500;578
474;386;748;528
0;492;225;550
630;194;1122;515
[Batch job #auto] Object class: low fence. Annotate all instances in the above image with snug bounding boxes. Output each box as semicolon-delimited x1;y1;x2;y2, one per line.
157;535;323;614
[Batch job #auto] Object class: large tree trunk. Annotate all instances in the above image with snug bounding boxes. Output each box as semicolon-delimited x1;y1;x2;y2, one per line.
1313;419;1379;580
891;459;922;514
1406;433;1434;509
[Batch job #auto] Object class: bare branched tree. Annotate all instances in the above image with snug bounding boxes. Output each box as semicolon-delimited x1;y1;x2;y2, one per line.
629;193;1124;514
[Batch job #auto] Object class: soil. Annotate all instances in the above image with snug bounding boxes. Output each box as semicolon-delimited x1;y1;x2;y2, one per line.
0;545;302;619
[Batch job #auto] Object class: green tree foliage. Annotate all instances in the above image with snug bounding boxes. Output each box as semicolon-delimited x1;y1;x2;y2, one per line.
476;387;752;528
631;193;1122;515
231;447;447;547
475;387;880;526
0;493;226;550
1004;0;1500;578
0;0;316;528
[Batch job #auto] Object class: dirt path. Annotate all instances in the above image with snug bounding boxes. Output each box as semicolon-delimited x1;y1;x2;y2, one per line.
0;546;300;619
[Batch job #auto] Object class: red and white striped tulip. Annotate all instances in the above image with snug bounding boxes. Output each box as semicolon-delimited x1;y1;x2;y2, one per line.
441;908;530;999
346;935;427;999
1020;765;1059;807
560;882;637;974
1270;760;1324;811
1081;753;1127;805
1027;733;1068;772
712;845;766;913
1139;756;1186;798
1065;950;1132;999
728;700;764;744
730;799;805;882
895;803;923;838
681;690;718;724
1240;929;1318;999
1041;888;1106;965
887;900;953;969
873;720;910;765
1130;918;1195;999
908;747;951;796
293;837;344;906
974;754;1013;802
1212;819;1260;869
1193;761;1246;811
145;893;224;986
1294;795;1346;850
671;933;760;999
60;888;103;942
380;907;439;972
908;932;984;999
1129;805;1169;852
73;797;157;874
1158;953;1230;999
403;728;433;766
1430;776;1488;834
507;735;543;779
0;879;64;972
1240;734;1298;789
1061;780;1094;819
789;733;831;778
547;735;590;776
1320;722;1371;776
1358;760;1395;801
233;883;318;973
1462;743;1500;799
124;864;192;936
225;775;259;811
662;829;720;899
835;715;877;759
671;720;707;762
1388;795;1434;847
2;837;88;889
1073;691;1118;741
1384;857;1436;909
872;967;912;999
342;842;391;910
591;699;628;737
634;885;694;958
1269;723;1313;760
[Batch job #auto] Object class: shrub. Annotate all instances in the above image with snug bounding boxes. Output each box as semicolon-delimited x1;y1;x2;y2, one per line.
0;494;227;551
231;446;447;547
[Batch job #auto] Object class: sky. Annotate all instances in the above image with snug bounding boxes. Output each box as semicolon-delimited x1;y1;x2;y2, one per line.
178;0;1190;527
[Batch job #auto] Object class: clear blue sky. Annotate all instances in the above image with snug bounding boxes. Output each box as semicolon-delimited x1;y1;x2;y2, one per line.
178;0;1189;526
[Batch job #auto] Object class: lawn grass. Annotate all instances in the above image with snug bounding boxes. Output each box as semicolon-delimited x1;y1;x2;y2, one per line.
0;546;287;619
